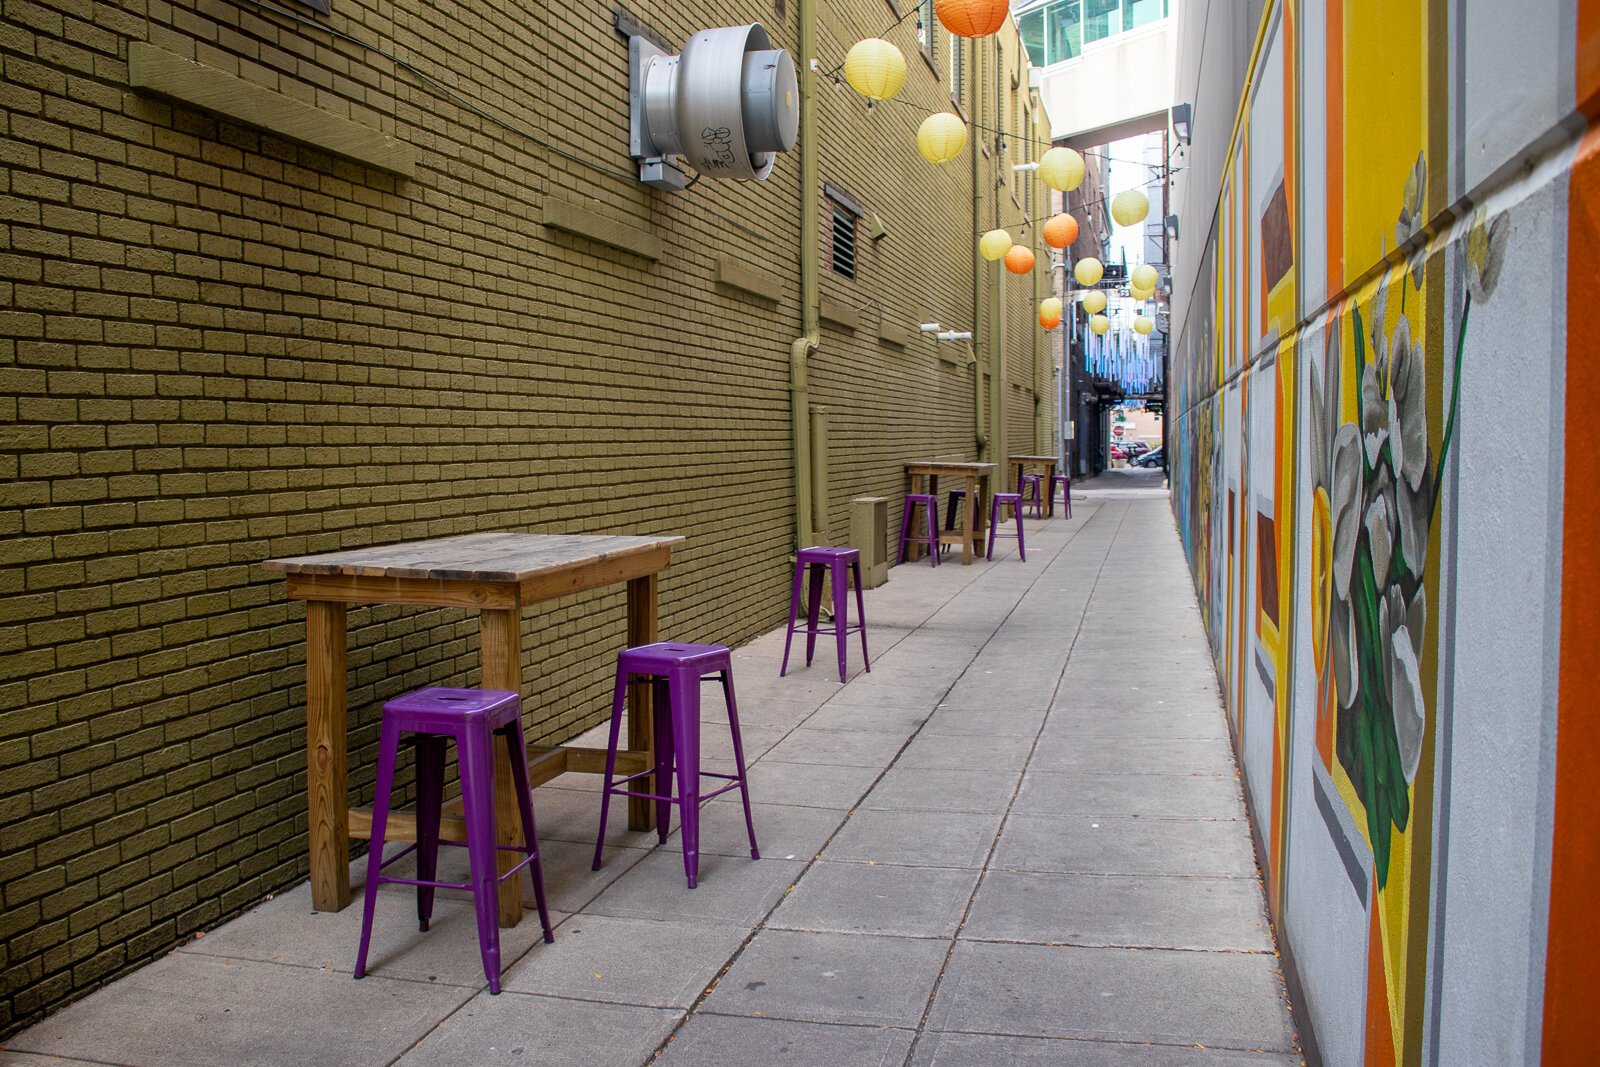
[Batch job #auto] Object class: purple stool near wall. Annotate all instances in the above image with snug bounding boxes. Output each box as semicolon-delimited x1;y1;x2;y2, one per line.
897;494;940;566
941;489;968;556
1020;474;1045;518
594;642;758;889
355;687;554;995
780;546;870;683
1050;473;1072;518
987;492;1027;561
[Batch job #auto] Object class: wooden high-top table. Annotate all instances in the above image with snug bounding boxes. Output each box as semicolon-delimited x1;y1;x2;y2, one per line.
262;531;684;926
905;461;996;564
1008;454;1060;517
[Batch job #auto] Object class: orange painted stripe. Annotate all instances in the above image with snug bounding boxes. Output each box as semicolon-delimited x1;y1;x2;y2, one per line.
1543;121;1600;1065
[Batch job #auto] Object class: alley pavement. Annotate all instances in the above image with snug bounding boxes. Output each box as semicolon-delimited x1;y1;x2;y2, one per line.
0;482;1301;1066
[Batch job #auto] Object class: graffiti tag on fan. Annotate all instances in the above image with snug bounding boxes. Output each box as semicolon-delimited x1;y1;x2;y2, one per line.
700;127;735;169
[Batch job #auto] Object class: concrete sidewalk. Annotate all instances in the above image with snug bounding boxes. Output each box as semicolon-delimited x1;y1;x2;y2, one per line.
1;489;1301;1066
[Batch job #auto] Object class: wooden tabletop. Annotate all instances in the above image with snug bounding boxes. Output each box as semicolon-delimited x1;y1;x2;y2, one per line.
262;532;686;582
905;460;997;474
1007;454;1057;464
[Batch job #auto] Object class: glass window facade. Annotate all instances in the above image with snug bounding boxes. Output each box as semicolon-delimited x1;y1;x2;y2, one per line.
1017;0;1168;67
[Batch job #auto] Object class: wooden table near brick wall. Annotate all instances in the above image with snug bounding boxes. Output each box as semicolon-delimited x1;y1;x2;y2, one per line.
1008;454;1060;517
905;461;996;564
262;531;684;927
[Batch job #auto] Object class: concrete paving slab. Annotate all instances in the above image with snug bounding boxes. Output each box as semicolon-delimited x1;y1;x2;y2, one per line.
533;838;651;913
700;929;948;1027
585;853;804;926
1047;706;1232;739
768;860;980;939
0;1054;104;1066
928;940;1296;1052
896;731;1035;771
861;766;1023;814
919;704;1049;736
6;953;473;1067
721;760;884;809
993;814;1260;878
523;784;659;847
660;801;844;861
656;1013;914;1066
500;913;747;1008
802;700;931;735
393;991;680;1067
1013;770;1246;820
1027;735;1238;775
820;807;1004;869
961;870;1274;951
762;727;910;767
909;1032;1302;1066
707;697;826;729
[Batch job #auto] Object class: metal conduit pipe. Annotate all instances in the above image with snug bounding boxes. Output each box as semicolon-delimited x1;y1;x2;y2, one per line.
789;0;820;552
969;36;988;454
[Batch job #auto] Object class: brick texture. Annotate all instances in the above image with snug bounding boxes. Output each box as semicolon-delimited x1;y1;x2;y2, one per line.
0;0;1045;1031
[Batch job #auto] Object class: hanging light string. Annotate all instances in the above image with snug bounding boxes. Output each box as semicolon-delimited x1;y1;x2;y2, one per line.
817;5;921;80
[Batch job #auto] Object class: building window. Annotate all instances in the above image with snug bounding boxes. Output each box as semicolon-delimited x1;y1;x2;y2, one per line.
1018;0;1167;67
916;0;936;63
1083;0;1120;44
830;202;857;279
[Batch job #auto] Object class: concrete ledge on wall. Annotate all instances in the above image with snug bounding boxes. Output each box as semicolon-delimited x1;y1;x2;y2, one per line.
714;255;780;304
127;42;416;177
877;318;910;349
541;199;662;260
819;295;860;333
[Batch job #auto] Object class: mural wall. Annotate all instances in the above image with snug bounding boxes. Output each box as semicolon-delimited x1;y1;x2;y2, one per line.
1168;1;1599;1063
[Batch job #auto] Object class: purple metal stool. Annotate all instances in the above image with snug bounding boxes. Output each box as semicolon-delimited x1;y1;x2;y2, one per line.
1050;473;1072;518
987;492;1027;561
940;490;967;557
780;546;871;683
896;494;940;566
1020;474;1045;518
355;687;554;994
594;642;759;888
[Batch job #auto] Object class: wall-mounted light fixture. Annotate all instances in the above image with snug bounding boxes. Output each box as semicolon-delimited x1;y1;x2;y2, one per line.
1011;162;1040;173
1170;102;1192;145
1164;214;1180;241
920;322;944;333
936;331;973;342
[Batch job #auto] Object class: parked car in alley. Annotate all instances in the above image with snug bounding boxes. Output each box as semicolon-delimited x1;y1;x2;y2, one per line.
1132;447;1165;469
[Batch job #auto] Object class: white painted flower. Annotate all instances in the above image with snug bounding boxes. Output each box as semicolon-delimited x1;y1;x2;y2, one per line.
1390;618;1425;782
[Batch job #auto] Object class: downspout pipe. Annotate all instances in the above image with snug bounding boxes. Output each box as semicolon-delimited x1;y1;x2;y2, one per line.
790;0;820;552
969;36;987;455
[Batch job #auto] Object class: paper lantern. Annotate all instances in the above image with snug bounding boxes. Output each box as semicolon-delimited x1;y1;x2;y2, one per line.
843;39;907;101
979;229;1012;261
1130;264;1159;291
1039;297;1062;328
1111;188;1151;227
1089;314;1110;335
1038;147;1085;192
1042;213;1080;249
1134;316;1155;335
1081;290;1107;314
917;112;968;163
1130;286;1154;301
1073;257;1104;286
1004;244;1036;275
936;0;1009;38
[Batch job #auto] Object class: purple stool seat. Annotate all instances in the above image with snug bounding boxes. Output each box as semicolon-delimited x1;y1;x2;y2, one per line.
897;494;940;567
594;642;759;888
781;546;871;683
1020;474;1044;518
1051;473;1072;518
355;687;554;995
987;492;1027;562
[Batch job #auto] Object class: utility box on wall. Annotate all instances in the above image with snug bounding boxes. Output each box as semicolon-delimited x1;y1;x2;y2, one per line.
850;497;890;588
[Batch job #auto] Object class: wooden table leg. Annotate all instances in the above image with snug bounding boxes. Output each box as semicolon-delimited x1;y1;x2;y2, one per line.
626;574;658;832
306;601;350;912
975;474;991;559
480;607;525;928
960;474;976;564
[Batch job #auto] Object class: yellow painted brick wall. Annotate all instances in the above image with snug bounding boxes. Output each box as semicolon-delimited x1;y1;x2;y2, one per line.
0;0;1044;1029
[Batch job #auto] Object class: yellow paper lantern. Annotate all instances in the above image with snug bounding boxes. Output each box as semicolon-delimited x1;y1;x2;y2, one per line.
1111;188;1151;227
1081;290;1107;314
1073;257;1104;287
1133;316;1155;335
1038;147;1086;192
916;112;968;163
1004;244;1036;275
1130;286;1154;302
1042;213;1080;249
1089;314;1110;335
979;229;1012;261
1039;297;1062;328
936;0;1009;38
1130;264;1159;291
843;39;907;101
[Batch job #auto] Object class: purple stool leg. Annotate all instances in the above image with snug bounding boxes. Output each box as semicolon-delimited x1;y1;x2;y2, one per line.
896;497;915;564
924;500;939;566
720;669;760;860
354;716;402;980
414;735;444;931
852;560;870;673
669;669;702;888
456;721;503;993
778;556;806;676
831;558;850;683
986;494;1000;560
502;717;554;943
803;563;824;667
1015;502;1027;561
652;677;674;842
591;665;629;871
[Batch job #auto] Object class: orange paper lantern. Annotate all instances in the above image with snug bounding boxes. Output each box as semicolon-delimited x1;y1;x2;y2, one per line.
1042;213;1080;250
1039;297;1062;329
1004;244;1035;275
936;0;1009;38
